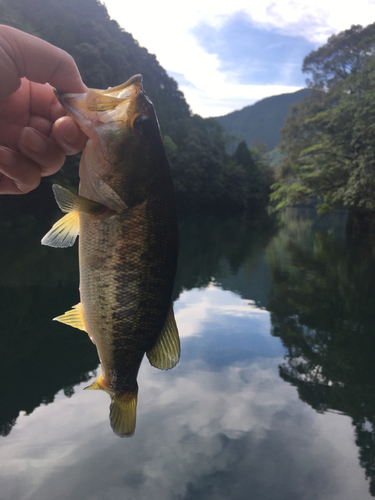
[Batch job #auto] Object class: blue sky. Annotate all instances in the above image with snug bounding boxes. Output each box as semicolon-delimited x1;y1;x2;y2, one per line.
102;0;375;117
191;14;317;86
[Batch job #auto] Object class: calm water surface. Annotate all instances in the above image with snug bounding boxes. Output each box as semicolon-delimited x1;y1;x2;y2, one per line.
1;207;375;499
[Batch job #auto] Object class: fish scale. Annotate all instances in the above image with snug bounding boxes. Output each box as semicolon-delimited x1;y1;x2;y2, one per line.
42;75;180;437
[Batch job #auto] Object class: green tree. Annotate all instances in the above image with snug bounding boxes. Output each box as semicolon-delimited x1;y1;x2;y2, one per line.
0;0;271;213
303;24;375;89
272;23;375;217
232;141;272;211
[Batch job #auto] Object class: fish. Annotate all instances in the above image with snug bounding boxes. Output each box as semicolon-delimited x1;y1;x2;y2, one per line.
41;75;180;437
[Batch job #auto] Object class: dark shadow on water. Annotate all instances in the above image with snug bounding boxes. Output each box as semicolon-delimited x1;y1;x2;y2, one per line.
0;182;98;436
173;211;278;307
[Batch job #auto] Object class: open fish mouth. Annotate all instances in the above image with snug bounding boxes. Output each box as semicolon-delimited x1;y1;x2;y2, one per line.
54;74;150;132
55;74;143;106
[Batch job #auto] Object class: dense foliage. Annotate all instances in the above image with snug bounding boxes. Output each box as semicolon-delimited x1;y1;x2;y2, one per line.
272;23;375;217
0;0;271;213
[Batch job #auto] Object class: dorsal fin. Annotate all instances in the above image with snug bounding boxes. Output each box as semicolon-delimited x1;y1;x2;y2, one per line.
147;304;180;370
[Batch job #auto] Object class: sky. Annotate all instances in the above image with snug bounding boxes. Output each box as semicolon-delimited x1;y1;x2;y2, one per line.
102;0;375;117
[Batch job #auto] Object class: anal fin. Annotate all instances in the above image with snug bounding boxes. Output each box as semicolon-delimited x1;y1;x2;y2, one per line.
53;303;86;331
147;304;180;370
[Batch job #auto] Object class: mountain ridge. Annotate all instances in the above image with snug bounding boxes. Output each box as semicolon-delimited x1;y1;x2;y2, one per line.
215;88;310;151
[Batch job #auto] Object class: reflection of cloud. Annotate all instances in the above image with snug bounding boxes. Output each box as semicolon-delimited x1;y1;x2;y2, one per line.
0;356;369;500
175;285;269;338
0;287;370;498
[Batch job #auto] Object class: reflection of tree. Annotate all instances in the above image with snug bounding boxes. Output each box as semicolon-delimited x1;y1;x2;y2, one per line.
0;208;276;437
0;285;99;437
173;212;277;302
267;209;375;495
0;204;99;437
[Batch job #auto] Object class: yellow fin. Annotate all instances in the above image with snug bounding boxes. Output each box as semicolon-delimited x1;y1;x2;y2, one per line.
147;304;180;370
110;390;138;438
51;184;105;215
84;376;138;437
41;185;107;248
84;375;107;391
41;211;80;248
53;303;86;331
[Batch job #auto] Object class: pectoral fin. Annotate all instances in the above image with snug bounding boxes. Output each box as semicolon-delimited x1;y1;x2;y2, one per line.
147;304;180;370
51;184;106;215
41;211;80;248
41;184;107;248
53;303;86;331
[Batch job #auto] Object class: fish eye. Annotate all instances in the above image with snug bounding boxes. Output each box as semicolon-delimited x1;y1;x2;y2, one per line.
132;114;152;138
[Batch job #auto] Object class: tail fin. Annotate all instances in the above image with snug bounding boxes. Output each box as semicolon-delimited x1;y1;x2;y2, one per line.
85;375;138;438
109;390;138;438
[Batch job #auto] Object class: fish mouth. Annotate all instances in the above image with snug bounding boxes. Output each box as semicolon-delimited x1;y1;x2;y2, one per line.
55;75;149;134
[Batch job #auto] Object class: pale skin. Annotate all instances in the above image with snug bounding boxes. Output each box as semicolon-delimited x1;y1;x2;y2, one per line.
0;25;88;194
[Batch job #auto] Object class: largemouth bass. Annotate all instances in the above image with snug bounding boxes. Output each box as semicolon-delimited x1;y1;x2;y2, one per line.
42;75;180;437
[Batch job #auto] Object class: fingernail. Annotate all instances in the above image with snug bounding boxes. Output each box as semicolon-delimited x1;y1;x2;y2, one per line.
63;121;80;144
0;146;15;167
21;127;47;153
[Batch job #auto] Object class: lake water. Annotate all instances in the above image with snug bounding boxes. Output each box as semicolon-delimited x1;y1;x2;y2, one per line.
1;207;375;499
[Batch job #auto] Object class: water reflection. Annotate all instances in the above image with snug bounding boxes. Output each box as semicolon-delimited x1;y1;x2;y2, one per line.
0;287;368;500
1;205;375;499
173;212;277;302
267;208;375;496
0;210;99;437
0;209;277;439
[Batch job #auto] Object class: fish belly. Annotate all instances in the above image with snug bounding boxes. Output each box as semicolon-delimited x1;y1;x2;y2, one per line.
78;199;177;390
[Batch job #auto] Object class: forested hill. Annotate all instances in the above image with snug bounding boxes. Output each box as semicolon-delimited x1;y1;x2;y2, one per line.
0;0;273;214
215;88;310;151
0;0;190;136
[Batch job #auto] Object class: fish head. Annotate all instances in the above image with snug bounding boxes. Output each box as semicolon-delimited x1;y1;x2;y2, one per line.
55;75;170;208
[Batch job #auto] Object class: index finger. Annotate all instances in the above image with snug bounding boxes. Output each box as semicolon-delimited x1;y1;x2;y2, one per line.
0;25;86;101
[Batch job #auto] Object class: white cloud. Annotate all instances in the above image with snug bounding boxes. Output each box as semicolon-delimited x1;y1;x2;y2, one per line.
102;0;375;116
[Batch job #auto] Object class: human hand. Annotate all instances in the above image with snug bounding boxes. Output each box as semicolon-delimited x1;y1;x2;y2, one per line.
0;25;88;194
